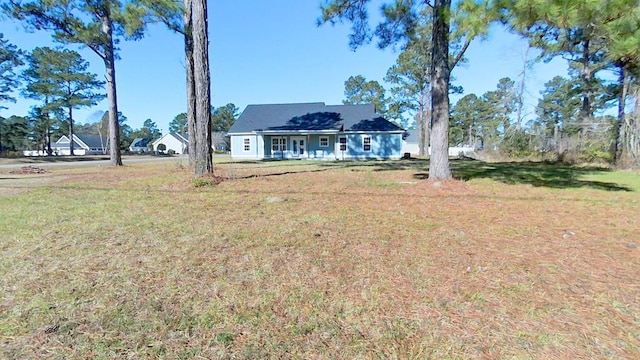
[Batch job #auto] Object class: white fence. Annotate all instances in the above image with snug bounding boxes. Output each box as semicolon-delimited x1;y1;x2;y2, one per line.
23;149;92;156
401;144;475;157
442;146;475;157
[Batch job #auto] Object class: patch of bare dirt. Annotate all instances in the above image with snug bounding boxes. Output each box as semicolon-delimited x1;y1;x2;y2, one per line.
9;166;48;174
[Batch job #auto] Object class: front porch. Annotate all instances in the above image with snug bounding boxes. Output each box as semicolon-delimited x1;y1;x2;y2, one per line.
264;134;337;160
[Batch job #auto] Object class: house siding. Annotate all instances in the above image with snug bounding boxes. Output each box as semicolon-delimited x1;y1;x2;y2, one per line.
340;133;402;160
230;134;263;159
262;134;336;160
308;134;336;159
402;141;419;155
153;134;187;154
231;133;401;160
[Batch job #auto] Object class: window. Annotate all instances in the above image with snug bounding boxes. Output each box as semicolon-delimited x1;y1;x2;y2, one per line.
363;136;371;151
243;138;251;152
319;137;329;147
272;138;286;152
339;137;347;151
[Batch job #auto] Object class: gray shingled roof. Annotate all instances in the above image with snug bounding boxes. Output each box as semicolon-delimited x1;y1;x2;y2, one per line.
130;138;153;148
173;133;189;145
74;134;108;148
403;129;419;143
228;102;403;133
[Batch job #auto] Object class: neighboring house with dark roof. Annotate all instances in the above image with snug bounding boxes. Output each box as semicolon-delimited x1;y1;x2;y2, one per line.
152;133;188;154
402;129;420;155
212;132;229;152
52;134;108;155
150;132;228;154
129;138;154;153
401;129;476;157
227;102;404;160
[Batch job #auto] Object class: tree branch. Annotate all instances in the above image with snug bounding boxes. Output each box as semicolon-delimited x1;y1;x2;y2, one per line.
451;34;471;69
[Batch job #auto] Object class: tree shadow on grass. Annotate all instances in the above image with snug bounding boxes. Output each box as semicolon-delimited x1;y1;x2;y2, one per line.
318;158;430;172
278;158;631;192
450;159;632;192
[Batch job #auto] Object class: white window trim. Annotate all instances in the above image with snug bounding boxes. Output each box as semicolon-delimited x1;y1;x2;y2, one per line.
243;137;251;152
338;136;347;152
271;137;287;152
363;136;372;152
319;136;329;147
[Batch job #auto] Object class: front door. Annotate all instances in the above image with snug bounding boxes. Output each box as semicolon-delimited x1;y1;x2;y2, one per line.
291;137;306;157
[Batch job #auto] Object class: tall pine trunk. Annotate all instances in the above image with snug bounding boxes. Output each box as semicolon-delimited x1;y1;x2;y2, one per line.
192;0;212;175
184;0;197;166
579;38;593;143
418;110;426;156
45;99;52;156
614;65;628;164
102;15;122;166
418;88;431;157
68;106;75;156
554;122;560;153
46;122;52;156
428;0;452;181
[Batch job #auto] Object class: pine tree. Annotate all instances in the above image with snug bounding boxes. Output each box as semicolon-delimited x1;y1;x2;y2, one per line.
22;47;104;155
133;0;198;166
3;0;147;165
535;76;582;152
211;104;238;133
0;34;23;110
343;75;389;113
451;94;483;148
191;0;212;175
319;0;497;180
500;0;638;162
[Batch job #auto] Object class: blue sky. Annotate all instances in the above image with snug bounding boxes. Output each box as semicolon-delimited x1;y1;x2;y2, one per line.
0;0;567;134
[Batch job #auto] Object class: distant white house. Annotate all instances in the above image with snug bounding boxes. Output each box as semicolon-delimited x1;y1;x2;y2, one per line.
401;129;475;157
150;132;228;154
26;134;108;156
401;130;420;156
152;133;188;154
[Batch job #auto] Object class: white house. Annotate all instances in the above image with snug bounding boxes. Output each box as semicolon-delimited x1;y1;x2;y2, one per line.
48;134;108;155
401;130;420;156
152;133;188;154
401;129;475;157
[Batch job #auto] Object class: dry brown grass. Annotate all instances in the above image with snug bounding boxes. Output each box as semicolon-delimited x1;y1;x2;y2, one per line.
0;159;638;359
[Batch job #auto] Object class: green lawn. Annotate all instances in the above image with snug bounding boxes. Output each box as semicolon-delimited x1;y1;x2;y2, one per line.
1;159;639;359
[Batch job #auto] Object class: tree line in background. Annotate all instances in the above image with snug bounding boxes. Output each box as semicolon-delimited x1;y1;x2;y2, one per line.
1;1;638;180
0;53;236;154
321;0;640;178
0;37;237;156
1;0;216;175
